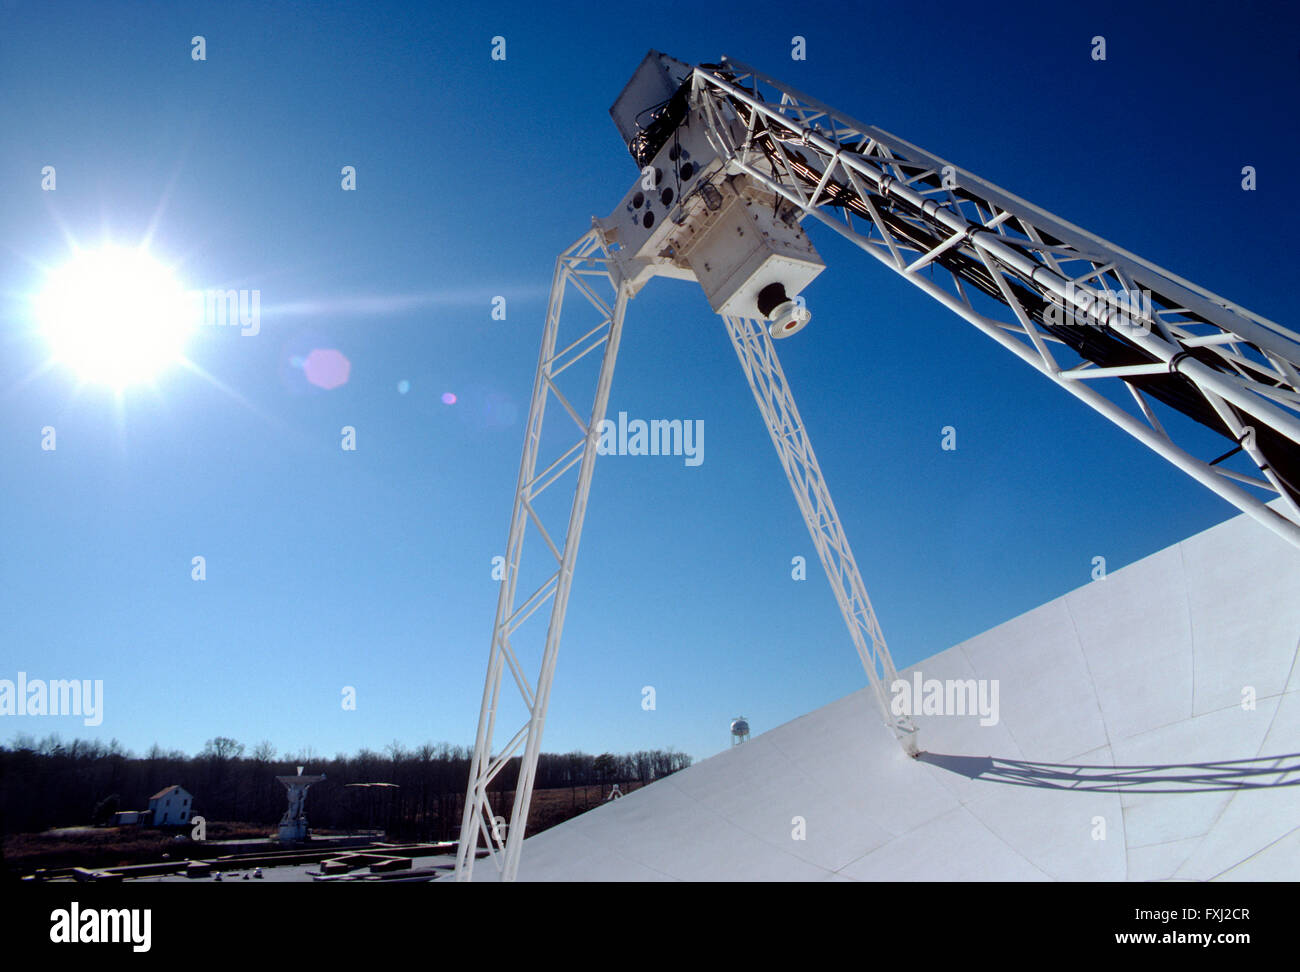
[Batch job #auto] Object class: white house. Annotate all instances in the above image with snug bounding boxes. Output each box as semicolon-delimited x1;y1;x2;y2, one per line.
148;785;192;827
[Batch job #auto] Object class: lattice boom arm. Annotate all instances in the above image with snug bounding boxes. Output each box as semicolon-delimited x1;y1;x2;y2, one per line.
689;57;1300;549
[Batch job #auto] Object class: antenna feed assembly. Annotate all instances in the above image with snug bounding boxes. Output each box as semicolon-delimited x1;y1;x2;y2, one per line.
601;51;825;329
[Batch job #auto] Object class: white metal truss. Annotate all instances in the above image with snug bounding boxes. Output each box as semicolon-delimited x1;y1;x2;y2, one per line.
455;228;629;882
690;58;1300;550
458;51;1300;882
723;314;917;751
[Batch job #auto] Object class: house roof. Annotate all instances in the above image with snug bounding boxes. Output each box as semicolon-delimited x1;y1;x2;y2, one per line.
149;785;187;801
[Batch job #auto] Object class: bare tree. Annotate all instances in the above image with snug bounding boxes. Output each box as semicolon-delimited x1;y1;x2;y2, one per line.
201;737;245;760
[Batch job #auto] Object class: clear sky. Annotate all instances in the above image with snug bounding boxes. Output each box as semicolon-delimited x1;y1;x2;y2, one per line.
1;0;1296;764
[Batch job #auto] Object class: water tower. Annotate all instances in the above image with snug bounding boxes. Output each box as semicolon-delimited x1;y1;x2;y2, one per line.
730;716;750;747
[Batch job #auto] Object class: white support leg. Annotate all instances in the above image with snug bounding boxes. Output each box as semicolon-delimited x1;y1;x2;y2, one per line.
456;230;630;881
722;314;918;753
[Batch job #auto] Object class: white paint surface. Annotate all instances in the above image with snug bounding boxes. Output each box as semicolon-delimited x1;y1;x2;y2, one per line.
495;508;1300;881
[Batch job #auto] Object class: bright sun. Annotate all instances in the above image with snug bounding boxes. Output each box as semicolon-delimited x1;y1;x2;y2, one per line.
35;246;195;388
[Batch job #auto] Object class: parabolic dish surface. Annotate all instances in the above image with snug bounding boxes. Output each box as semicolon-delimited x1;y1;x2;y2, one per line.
489;508;1300;881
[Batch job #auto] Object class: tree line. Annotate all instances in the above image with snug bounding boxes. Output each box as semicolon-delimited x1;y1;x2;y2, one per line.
0;734;692;841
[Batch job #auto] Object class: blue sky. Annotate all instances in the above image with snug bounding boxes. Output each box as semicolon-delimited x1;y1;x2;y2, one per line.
1;0;1296;763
